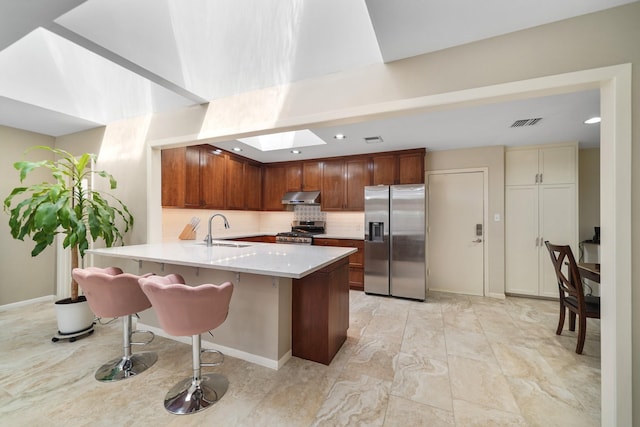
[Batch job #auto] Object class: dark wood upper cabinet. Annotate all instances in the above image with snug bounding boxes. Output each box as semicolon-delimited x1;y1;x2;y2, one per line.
162;146;423;212
225;155;245;210
226;154;263;210
371;154;397;185
262;163;302;210
161;147;187;207
346;158;367;210
398;151;425;184
244;162;262;210
302;161;322;191
321;160;344;210
184;147;201;207
160;146;207;207
321;158;368;211
371;149;425;185
200;148;226;209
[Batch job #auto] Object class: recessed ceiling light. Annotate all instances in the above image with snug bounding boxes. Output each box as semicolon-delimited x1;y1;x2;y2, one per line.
291;150;301;154
584;117;601;124
232;147;243;152
334;134;346;140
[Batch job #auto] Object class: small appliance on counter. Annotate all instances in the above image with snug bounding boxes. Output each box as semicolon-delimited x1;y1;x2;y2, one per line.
275;220;325;245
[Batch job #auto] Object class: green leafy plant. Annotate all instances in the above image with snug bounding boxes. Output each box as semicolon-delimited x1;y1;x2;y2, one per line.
3;146;133;301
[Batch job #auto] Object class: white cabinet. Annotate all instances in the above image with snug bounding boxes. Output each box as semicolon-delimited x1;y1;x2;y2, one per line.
505;144;578;297
506;145;576;185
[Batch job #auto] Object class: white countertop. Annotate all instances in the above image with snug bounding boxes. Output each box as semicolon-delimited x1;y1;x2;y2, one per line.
88;241;356;279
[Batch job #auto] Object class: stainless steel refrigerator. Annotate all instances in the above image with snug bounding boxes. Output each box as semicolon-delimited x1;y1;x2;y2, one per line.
364;184;426;300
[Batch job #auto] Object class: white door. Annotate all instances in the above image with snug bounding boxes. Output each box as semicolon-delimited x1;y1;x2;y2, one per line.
427;171;485;296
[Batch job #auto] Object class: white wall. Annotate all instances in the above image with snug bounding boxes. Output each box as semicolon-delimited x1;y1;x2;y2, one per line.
0;126;56;305
579;148;601;242
425;146;505;296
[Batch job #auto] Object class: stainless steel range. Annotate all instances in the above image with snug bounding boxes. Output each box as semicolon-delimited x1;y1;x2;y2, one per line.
275;220;325;244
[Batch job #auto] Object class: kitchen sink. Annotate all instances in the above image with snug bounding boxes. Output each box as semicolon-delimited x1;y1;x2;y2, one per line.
193;242;252;248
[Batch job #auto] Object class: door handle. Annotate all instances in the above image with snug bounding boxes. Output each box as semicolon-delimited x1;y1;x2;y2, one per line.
472;238;482;243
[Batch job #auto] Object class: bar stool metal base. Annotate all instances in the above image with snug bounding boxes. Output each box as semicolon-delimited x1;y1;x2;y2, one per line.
164;373;229;415
94;352;158;382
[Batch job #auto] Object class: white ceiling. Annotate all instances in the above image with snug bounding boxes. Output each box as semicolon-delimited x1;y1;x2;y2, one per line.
1;0;632;161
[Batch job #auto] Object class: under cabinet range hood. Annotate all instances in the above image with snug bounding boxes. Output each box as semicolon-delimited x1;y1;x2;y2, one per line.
281;191;321;205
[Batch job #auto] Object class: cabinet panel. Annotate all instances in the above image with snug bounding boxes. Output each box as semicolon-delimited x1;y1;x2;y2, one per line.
321;160;345;210
505;183;577;297
200;149;226;208
505;149;539;185
539;146;576;184
161;148;186;207
262;166;286;211
398;152;424;184
313;238;364;290
225;155;245;210
286;163;302;191
245;162;262;210
302;161;322;191
184;147;201;207
262;163;302;211
506;145;577;186
372;155;397;185
538;184;576;297
292;257;349;365
505;186;539;295
349;268;364;291
346;159;367;210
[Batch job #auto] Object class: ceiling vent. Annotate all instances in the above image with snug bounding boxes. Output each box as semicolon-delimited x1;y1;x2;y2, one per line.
510;118;542;128
364;136;384;144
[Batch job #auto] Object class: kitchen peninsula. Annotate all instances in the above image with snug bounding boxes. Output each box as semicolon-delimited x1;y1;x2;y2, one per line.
88;241;355;369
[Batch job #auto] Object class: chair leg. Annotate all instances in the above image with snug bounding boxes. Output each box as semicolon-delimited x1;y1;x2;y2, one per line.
568;311;576;331
575;315;587;354
556;303;565;335
163;334;229;415
94;315;157;382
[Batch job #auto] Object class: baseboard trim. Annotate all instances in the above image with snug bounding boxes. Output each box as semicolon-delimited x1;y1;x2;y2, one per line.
0;295;55;311
138;322;290;370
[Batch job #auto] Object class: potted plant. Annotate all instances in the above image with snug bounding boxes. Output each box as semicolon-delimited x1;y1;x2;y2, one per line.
3;145;133;340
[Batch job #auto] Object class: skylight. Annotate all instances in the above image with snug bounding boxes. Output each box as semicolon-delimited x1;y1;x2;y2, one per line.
238;129;326;151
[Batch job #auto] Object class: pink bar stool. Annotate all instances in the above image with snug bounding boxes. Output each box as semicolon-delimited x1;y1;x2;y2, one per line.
72;267;160;381
139;274;234;415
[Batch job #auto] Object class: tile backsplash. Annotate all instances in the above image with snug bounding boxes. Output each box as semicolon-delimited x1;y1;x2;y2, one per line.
293;205;326;222
162;208;363;241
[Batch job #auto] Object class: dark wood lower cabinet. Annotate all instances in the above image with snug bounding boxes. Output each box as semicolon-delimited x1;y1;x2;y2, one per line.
313;238;364;291
292;257;349;365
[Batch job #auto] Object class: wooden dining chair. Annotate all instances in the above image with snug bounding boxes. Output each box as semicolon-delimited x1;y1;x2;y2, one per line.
544;241;600;354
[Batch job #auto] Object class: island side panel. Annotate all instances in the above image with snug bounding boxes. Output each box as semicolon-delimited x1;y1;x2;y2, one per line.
278;272;293;360
133;261;291;368
292;256;349;365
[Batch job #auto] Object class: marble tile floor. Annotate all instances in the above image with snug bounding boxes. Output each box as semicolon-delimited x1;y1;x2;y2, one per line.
0;291;600;426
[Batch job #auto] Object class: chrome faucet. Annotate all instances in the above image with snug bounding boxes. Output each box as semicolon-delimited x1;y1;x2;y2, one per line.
205;213;230;246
